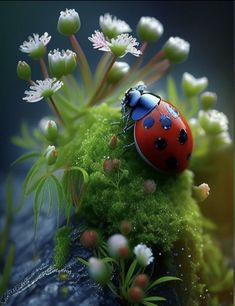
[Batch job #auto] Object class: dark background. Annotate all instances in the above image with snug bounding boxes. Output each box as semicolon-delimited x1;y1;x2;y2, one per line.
0;1;233;175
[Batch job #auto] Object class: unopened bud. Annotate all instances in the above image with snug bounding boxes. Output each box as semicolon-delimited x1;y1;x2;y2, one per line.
182;72;208;97
128;286;144;303
80;230;100;249
137;16;163;43
88;257;111;285
133;274;149;289
103;159;113;173
43;120;58;141
107;234;128;258
107;62;130;84
198;110;228;134
109;134;118;149
163;36;190;64
112;159;121;168
45;145;58;165
58;9;81;36
143;179;156;193
120;220;132;235
200;91;217;110
192;183;210;202
17;61;31;81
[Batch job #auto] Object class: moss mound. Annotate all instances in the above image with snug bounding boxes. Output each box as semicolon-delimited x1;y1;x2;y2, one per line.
67;104;231;305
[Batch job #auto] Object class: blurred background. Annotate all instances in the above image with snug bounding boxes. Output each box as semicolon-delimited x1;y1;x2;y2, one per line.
0;1;233;174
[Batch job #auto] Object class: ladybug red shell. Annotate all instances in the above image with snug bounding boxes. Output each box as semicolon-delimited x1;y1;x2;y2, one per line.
122;86;193;174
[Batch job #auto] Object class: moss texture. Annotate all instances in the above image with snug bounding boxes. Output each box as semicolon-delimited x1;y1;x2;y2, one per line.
54;226;71;270
64;104;231;305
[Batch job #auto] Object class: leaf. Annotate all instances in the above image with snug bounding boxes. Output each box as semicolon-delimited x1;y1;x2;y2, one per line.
0;244;15;296
11;152;41;167
124;259;137;288
34;176;48;232
167;76;179;106
62;166;89;212
50;175;64;223
77;257;89;266
142;301;160;306
144;296;166;302
11;122;39;149
23;157;45;196
147;276;181;291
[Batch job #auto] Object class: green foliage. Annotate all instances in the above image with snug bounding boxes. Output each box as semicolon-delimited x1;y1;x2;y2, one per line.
0;245;15;297
54;226;71;269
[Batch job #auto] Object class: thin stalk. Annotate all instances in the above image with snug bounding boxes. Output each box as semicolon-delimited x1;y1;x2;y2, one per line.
88;55;117;106
39;58;49;79
48;96;65;125
69;34;93;91
129;42;148;72
144;59;171;85
29;80;36;86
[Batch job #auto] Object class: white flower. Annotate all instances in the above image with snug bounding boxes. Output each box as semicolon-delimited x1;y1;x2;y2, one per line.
23;78;63;103
57;9;81;36
182;72;208;97
198;110;229;134
48;49;77;77
134;243;154;267
163;36;190;63
89;31;142;57
59;8;78;19
107;234;128;258
99;13;132;38
20;32;51;56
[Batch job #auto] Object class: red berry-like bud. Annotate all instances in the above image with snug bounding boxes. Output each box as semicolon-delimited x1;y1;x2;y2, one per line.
109;134;118;149
128;286;144;303
112;158;121;168
133;274;149;289
117;245;129;258
103;159;113;173
120;221;132;235
80;230;99;248
143;179;156;193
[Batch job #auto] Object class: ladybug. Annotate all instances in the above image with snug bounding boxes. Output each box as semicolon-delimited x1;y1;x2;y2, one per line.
121;85;193;174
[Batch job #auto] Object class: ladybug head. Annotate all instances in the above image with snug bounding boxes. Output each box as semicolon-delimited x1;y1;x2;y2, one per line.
121;85;145;114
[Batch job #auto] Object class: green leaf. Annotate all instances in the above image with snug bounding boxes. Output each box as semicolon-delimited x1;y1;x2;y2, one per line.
144;296;166;301
23;157;45;196
147;276;181;291
102;257;118;265
0;244;15;296
124;259;137;288
62;166;89;214
77;257;89;266
167;76;179;106
50;175;64;223
142;301;160;306
11;152;41;168
34;176;48;233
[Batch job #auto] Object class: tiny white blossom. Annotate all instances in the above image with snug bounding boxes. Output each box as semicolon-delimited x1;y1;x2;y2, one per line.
57;9;81;36
59;8;78;18
134;243;154;267
20;32;51;54
198;109;229;134
23;78;63;103
99;13;132;38
107;234;128;257
89;31;142;57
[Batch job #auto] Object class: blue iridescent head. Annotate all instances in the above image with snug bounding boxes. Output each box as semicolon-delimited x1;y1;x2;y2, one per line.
121;85;161;121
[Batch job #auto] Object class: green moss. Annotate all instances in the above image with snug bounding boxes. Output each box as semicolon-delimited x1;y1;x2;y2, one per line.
65;104;232;305
54;226;71;269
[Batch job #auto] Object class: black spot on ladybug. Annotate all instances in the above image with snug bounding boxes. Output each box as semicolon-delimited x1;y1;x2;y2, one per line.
154;137;167;150
160;115;172;130
166;104;179;119
143;116;155;129
178;129;188;144
187;153;191;160
166;156;178;169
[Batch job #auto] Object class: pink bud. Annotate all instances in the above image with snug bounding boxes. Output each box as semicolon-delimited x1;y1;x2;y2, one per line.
109;134;118;149
103;159;113;173
120;221;132;235
80;230;100;248
143;179;156;193
128;286;144;303
112;158;121;168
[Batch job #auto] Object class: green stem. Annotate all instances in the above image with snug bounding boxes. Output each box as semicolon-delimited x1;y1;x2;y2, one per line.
39;58;49;79
88;55;117;106
48;96;65;126
69;34;93;92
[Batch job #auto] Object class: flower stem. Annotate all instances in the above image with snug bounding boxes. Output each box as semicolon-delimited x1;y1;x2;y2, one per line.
144;59;171;85
39;58;49;79
88;55;117;106
49;96;64;126
69;34;93;92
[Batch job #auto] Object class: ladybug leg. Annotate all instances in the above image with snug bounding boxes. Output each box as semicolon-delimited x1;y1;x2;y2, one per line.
123;142;135;152
123;123;135;133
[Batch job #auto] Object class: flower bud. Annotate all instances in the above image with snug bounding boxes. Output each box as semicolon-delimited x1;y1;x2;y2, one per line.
64;50;77;75
43;120;58;142
112;159;121;169
120;220;132;235
48;50;65;78
200;91;217;110
192;183;210;202
17;61;31;81
80;230;100;249
182;72;208;97
58;9;81;36
163;37;190;63
133;274;149;289
88;257;111;285
107;234;128;258
45;145;58;165
137;17;163;43
109;134;118;149
128;286;144;303
103;159;113;173
198;110;229;134
143;179;156;193
107;61;130;84
210;131;232;148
